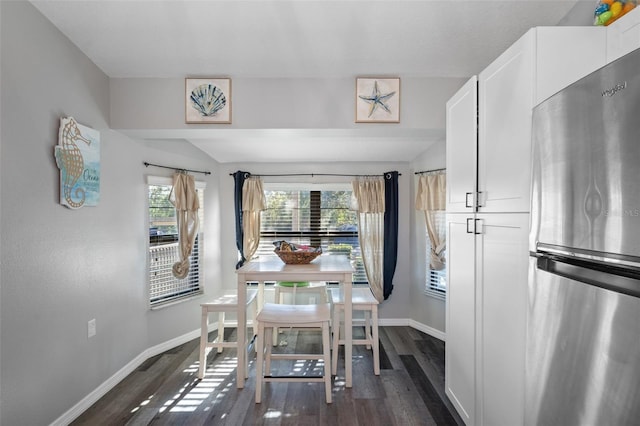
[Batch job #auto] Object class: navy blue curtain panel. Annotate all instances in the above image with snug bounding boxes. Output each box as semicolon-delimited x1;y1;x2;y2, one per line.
383;171;399;299
233;171;249;269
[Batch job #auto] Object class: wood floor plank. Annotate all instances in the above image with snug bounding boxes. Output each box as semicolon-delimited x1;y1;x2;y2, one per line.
379;369;437;425
376;328;406;371
71;326;461;426
383;325;420;355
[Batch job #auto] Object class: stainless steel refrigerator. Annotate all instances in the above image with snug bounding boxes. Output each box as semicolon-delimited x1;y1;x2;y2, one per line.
527;47;640;425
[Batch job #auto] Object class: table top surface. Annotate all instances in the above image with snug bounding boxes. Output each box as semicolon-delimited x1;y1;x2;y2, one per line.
236;254;354;274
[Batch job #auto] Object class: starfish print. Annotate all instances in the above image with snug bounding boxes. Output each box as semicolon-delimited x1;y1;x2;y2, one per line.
359;81;396;117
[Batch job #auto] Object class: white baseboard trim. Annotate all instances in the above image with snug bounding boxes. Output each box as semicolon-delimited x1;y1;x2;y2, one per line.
377;318;445;342
52;327;203;426
54;318;445;425
408;319;446;341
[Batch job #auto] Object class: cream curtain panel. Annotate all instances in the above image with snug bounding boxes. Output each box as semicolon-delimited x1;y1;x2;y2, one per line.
352;177;385;303
242;176;266;262
169;172;200;279
416;172;446;270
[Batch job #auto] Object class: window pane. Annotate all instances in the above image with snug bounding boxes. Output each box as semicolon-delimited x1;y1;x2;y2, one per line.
148;183;203;305
149;185;177;242
258;189;366;283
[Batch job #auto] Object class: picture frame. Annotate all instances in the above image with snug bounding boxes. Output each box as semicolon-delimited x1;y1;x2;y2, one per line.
355;77;400;123
185;78;232;124
54;117;101;209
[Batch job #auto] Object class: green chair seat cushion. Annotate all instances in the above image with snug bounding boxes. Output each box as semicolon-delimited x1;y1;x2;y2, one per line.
277;281;310;287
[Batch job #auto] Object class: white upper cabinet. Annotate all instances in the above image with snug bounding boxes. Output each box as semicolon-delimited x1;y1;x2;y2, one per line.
446;76;478;213
607;7;640;63
476;27;606;214
447;27;606;216
478;31;535;213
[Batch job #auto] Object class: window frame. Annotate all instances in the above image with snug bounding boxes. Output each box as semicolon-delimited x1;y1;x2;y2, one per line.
147;175;206;308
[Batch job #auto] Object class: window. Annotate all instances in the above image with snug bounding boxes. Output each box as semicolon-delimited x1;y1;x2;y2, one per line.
147;176;205;306
257;183;367;283
425;210;447;300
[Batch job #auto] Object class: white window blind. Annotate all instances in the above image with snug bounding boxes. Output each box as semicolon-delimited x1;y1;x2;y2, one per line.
147;176;205;306
425;210;447;300
258;183;368;283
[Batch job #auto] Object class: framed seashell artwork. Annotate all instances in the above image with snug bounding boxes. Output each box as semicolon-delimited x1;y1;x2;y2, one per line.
355;77;400;123
185;78;232;124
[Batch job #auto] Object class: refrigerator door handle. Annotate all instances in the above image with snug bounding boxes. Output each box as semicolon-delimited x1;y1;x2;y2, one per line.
536;253;640;299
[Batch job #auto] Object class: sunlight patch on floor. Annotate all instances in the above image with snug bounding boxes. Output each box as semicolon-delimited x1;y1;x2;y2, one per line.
130;394;155;414
159;356;239;413
264;409;282;419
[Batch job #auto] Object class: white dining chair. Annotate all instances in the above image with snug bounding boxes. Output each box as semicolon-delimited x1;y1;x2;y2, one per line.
329;287;380;376
272;281;329;344
254;302;333;404
198;289;258;379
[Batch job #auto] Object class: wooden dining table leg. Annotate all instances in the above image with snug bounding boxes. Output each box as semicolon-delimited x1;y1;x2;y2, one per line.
236;274;247;388
344;275;353;388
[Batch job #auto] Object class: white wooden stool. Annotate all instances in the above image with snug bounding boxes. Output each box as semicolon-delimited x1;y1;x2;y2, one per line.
272;281;328;344
329;287;380;376
198;289;258;379
255;303;333;404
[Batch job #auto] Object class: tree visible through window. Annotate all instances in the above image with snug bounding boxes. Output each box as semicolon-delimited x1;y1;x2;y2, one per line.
257;186;367;283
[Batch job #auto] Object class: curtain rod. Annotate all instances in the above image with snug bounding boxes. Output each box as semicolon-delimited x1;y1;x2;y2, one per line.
228;172;401;178
414;168;445;175
144;162;211;176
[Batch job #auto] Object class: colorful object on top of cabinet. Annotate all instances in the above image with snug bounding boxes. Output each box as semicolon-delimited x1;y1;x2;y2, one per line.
54;117;101;209
594;0;636;26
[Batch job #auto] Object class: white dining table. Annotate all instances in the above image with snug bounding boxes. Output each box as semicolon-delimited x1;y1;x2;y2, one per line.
235;254;355;389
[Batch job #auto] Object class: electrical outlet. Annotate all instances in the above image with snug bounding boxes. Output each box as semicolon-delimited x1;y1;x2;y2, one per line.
88;318;96;338
309;296;316;304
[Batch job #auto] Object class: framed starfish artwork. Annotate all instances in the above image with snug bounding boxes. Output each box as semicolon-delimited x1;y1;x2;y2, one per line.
355;77;400;123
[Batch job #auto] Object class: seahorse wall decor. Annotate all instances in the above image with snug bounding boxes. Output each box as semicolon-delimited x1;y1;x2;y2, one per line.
54;117;101;209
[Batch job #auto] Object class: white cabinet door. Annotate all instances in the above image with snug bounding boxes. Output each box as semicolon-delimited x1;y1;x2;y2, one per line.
446;76;478;213
535;27;607;106
607;7;640;63
478;31;535;213
475;213;529;426
445;213;477;425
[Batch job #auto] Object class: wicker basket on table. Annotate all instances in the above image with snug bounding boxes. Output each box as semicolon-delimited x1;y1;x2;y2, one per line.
274;248;322;264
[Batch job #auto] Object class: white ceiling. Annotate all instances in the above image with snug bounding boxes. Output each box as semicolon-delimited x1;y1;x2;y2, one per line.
31;0;584;163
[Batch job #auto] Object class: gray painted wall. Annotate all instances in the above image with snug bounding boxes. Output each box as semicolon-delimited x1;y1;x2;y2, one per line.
559;0;599;26
111;76;460;131
0;3;221;424
410;141;447;334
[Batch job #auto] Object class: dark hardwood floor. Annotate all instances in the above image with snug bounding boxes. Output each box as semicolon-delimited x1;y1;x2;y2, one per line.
72;326;464;426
